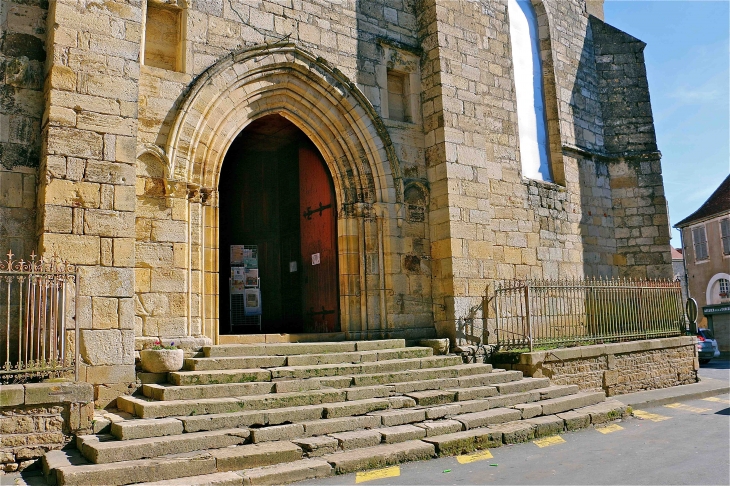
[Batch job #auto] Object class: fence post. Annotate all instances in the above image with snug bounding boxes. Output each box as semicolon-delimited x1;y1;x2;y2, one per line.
493;283;499;348
524;283;532;352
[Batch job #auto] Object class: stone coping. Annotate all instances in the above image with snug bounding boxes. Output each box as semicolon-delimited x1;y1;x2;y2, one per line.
0;381;93;408
495;336;695;366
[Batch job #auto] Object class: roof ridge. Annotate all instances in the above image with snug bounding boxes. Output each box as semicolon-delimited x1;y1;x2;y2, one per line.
674;174;730;228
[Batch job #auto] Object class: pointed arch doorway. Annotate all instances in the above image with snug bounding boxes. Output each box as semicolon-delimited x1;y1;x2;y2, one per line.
218;115;339;335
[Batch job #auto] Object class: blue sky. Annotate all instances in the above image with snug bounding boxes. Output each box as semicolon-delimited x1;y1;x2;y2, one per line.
603;0;730;245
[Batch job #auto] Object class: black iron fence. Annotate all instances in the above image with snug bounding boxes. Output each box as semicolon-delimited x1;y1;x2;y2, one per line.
493;278;685;351
0;251;78;383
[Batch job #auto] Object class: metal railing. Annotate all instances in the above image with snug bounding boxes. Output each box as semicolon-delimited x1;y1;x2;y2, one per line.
494;278;685;351
0;251;78;383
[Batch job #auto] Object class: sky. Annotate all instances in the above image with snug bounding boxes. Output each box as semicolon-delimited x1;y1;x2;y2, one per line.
603;0;730;246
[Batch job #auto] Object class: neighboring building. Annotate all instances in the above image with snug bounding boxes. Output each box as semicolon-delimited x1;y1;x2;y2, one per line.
0;0;673;401
671;246;688;302
674;174;730;352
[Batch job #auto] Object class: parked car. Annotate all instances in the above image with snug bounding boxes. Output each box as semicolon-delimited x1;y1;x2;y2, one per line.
697;328;720;364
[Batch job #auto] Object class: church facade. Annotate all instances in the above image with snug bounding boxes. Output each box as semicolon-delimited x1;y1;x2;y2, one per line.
0;0;671;400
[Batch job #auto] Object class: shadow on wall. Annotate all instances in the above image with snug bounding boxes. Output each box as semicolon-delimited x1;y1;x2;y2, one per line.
572;16;669;280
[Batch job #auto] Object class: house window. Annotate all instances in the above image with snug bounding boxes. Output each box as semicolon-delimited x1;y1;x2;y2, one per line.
144;2;182;71
692;226;709;261
387;70;410;123
720;218;730;255
719;278;729;299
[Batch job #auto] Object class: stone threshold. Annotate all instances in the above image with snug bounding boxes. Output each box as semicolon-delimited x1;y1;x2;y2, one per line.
218;333;348;345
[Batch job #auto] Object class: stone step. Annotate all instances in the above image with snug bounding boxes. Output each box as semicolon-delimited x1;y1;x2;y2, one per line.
285;347;434;366
54;453;218;485
184;355;288;371
351;363;493;386
376;424;428;444
211;441;304;472
145;378;391;405
299;415;382;438
119;379;588;439
119;389;350;419
322;439;435;474
404;389;457;406
443;376;551;401
142;381;277;401
78;428;250;464
538;384;580;400
456;370;523;387
493;377;551;395
111;417;183;440
154;396;415;436
137;471;244;486
46;394;627;485
536;391;606;416
169;368;272;386
203;339;406;358
423;389;542;420
238;459;334;485
136;458;336;486
452;407;523;430
269;355;463;380
164;361;492;392
55;440;305;485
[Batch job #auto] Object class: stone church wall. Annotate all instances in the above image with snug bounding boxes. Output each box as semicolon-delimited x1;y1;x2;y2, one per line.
0;0;673;397
0;0;46;258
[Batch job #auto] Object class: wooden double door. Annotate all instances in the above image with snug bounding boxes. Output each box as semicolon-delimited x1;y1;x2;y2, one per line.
219;124;339;334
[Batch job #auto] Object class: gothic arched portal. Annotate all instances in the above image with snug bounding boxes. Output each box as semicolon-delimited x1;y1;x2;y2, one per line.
165;43;402;342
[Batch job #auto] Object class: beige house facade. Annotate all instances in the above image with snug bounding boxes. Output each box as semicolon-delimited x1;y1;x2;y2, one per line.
675;175;730;352
1;0;672;401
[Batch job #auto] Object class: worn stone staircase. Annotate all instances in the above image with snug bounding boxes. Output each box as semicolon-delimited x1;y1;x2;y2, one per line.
42;339;628;485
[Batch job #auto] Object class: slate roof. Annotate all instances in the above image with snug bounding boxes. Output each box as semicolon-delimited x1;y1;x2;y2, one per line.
674;174;730;228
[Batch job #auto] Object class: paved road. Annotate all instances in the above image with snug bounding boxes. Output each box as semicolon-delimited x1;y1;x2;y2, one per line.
699;357;730;382
302;391;730;485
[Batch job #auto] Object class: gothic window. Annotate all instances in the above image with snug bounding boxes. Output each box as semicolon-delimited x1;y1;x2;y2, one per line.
143;2;183;71
507;0;555;183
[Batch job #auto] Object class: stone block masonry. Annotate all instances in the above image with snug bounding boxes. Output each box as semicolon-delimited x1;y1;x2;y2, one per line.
0;0;675;395
37;0;143;405
0;382;93;473
0;0;47;256
492;337;698;396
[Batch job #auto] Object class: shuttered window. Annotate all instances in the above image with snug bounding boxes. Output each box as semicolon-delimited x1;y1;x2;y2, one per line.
692;226;709;261
720;218;730;255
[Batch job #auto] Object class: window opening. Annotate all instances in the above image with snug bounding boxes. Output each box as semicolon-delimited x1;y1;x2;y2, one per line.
508;0;552;182
692;226;709;261
720;218;730;255
719;278;729;299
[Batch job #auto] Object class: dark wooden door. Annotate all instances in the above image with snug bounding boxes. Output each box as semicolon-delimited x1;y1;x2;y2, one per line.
299;146;339;332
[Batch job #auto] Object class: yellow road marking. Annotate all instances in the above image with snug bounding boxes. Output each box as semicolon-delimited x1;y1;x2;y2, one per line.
664;402;711;413
702;397;730;404
456;449;494;464
632;410;671;422
597;424;623;434
355;466;400;483
533;435;566;448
